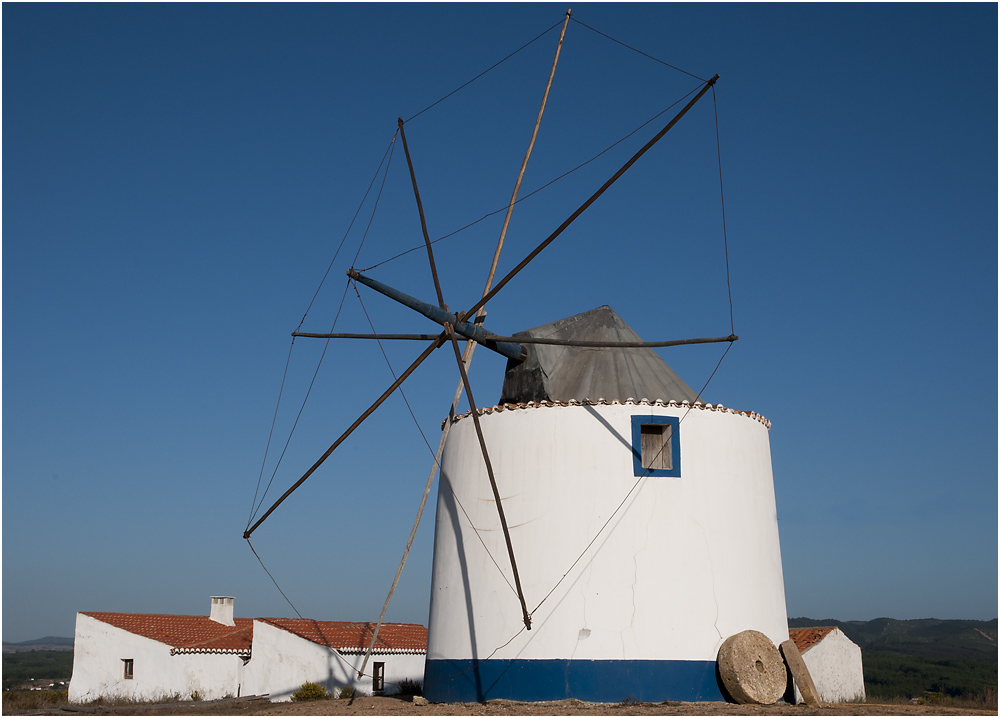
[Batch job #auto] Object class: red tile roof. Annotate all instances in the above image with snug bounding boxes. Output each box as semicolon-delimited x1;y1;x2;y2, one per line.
83;613;427;656
259;619;427;654
83;613;253;655
789;626;837;653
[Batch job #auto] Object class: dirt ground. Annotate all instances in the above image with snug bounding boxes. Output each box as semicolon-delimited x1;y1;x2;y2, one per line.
251;696;994;717
24;695;996;717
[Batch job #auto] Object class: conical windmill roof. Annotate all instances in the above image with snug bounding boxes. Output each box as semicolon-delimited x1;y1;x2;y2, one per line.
498;306;700;405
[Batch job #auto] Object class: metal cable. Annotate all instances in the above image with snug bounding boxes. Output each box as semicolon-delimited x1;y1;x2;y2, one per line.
569;16;707;82
247;339;297;530
712;85;735;335
403;19;564;124
248;132;400;528
352;130;398;267
249;278;352;524
360;87;700;273
246;538;304;619
300;132;399;331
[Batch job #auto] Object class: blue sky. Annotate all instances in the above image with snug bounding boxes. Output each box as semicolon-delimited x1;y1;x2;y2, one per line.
3;3;996;643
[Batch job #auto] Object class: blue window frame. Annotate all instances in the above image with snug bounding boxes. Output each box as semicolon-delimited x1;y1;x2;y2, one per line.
631;415;680;477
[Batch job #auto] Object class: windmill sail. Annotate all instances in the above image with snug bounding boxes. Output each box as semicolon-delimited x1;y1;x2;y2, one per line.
499;305;700;405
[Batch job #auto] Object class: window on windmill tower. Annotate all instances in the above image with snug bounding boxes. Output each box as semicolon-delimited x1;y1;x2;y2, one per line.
641;424;673;470
122;659;134;680
631;415;680;477
372;662;385;692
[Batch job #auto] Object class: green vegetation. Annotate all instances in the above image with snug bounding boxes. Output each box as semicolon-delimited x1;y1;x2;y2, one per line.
790;617;997;704
337;685;356;699
2;650;73;690
291;681;331;701
789;617;998;661
864;652;997;701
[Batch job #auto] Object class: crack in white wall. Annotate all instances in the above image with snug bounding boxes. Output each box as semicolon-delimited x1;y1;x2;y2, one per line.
686;508;723;649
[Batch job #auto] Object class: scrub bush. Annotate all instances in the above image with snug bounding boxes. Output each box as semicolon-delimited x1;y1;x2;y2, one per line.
398;678;422;696
291;682;331;701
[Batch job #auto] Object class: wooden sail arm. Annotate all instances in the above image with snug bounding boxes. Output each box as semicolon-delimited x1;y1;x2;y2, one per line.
347;268;526;361
444;323;533;630
243;331;446;540
293;330;738;348
397;117;448;312
485;333;737;348
399;114;534;632
461;74;720;323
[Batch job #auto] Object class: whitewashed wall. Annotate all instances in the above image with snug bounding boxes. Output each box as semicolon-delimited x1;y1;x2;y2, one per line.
794;628;865;704
68;614;245;703
242;621;425;701
428;402;788;664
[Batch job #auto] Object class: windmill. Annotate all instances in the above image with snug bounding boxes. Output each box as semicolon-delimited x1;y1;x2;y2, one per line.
244;11;788;704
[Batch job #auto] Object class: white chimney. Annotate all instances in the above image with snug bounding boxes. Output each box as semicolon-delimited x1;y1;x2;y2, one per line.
209;596;235;626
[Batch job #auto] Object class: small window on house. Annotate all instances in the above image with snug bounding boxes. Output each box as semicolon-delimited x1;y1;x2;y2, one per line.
631;415;680;477
372;662;385;692
122;659;134;680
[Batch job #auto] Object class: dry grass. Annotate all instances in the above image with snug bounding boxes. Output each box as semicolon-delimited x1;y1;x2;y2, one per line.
915;688;998;711
2;688;68;712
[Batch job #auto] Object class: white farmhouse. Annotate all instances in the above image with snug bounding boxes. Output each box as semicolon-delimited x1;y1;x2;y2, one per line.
788;626;865;703
69;596;427;703
243;618;427;701
68;597;251;702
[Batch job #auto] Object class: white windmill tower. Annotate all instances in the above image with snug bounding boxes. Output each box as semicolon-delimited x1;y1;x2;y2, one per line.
424;305;786;702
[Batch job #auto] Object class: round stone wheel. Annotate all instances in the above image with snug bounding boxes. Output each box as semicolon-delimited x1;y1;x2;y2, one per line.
717;630;786;705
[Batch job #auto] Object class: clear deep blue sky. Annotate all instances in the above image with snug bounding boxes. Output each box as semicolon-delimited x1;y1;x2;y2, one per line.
3;3;996;643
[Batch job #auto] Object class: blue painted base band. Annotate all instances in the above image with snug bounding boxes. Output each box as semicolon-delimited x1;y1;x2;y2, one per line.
423;658;725;703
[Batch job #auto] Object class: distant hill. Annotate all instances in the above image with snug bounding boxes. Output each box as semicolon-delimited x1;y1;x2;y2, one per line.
789;617;998;662
2;636;74;653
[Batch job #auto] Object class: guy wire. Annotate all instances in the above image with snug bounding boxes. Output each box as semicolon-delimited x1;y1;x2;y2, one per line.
246;537;304;620
361;86;700;273
299;131;399;331
404;19;564;124
249;277;353;525
712;85;735;335
248;131;399;528
352;130;398;267
569;16;707;82
247;339;296;530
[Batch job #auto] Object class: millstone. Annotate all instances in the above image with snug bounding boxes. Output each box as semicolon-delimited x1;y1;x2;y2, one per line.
717;630;786;705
